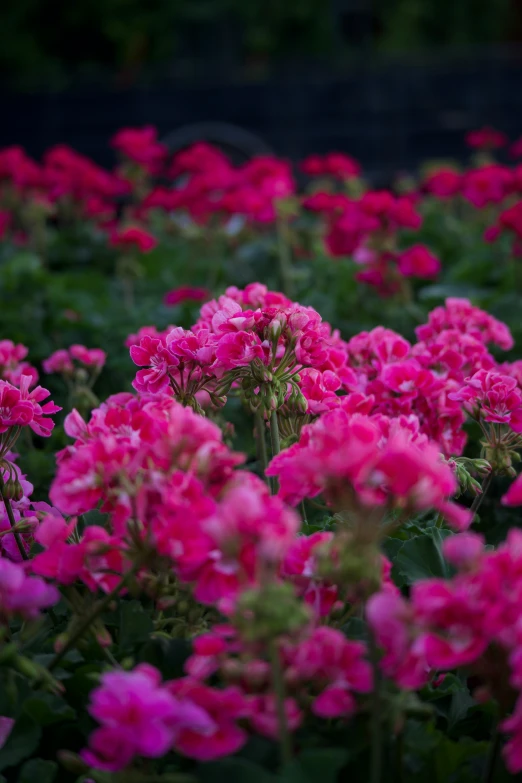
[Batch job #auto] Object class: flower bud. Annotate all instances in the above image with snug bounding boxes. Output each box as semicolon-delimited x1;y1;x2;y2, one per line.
1;479;16;500
242;659;270;688
220;658;243;682
233;582;311;643
95;627;112;648
57;750;89;774
54;633;68;654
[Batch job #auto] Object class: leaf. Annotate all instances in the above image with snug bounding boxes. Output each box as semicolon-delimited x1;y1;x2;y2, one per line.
0;714;41;771
341;617;367;641
23;693;76;726
280;749;349;782
17;758;57;783
394;529;452;584
418;284;490;302
198;757;276;782
81;509;110;529
118;600;154;651
138;636;192;679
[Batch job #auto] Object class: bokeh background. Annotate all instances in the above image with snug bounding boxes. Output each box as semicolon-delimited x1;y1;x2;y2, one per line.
2;0;522;178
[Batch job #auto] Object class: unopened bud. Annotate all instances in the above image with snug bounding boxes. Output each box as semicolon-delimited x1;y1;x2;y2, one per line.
1;479;16;500
0;642;18;665
295;393;308;415
95;627;112;648
220;658;243;682
242;659;270;688
75;368;89;385
283;665;300;689
57;750;89;774
54;633;68;654
470;459;492;476
157;596;177;611
473;685;492;704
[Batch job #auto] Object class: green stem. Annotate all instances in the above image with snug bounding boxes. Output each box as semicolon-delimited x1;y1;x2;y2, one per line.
269;640;293;766
470;471;494;520
270;410;281;458
395;729;404;783
483;725;502;783
0;473;28;561
276;214;294;299
47;564;139;672
300;500;308;529
255;412;270;486
369;631;383;783
269;411;281;494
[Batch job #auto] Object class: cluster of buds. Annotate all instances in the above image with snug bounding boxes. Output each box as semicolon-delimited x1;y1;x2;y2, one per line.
233;582;311;644
449;456;492;497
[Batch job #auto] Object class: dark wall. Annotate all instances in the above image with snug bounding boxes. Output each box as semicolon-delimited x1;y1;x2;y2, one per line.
2;50;522;177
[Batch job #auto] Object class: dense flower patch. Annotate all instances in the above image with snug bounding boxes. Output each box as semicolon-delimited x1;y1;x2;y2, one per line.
1;127;522;782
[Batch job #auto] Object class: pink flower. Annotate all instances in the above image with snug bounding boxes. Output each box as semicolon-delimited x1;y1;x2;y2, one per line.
0;376;60;437
502;474;522;506
213;331;265;371
0;558;58;620
168;679;249;761
288;626;372;717
110;226;158;253
82;665;212;772
69;345;106;368
249;694;302;738
511;137;522;159
267;409;469;528
43;349;74;375
130;335;179;394
301;153;361;180
415;298;513;351
424;168;461;198
164;287;211;306
111;126;167;174
466;126;507;149
442;532;485;568
282;532;338;616
398;244;441;279
449;369;522;428
366;591;429;689
0;717;14;749
462;165;513;208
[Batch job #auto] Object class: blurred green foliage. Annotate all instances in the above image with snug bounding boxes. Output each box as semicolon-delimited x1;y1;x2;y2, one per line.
0;0;517;88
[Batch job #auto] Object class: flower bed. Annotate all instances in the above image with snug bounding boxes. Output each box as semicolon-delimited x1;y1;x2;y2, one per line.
1;126;522;781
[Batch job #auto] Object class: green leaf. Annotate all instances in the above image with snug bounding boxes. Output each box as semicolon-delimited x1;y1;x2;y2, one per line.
0;714;41;771
18;758;57;783
81;509;110;529
280;749;349;782
198;757;276;782
394;529;452;584
138;636;192;679
118;600;154;651
341;617;367;641
23;693;76;726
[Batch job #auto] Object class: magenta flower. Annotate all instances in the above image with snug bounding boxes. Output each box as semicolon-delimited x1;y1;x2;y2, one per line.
82;664;213;772
0;558;58;620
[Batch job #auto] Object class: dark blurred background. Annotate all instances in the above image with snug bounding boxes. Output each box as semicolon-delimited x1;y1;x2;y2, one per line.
2;0;522;176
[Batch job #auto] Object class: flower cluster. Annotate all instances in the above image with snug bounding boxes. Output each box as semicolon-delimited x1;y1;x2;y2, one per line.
266;408;469;529
368;529;522;773
0;340;38;386
0;375;60;445
0;556;58;621
43;344;106;376
44;393;299;608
